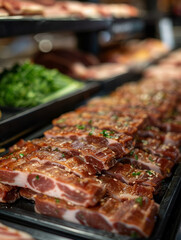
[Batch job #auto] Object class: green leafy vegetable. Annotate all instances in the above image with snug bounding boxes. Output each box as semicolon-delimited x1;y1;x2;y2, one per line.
0;61;84;108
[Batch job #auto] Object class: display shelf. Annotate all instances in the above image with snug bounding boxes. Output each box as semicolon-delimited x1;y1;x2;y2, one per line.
0;17;111;38
0;16;150;38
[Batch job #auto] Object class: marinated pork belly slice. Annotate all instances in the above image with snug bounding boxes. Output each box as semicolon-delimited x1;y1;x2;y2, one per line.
0;222;34;240
136;138;180;163
20;188;36;201
3;0;44;15
9;139;98;178
32;137;117;171
52;111;145;136
0;156;105;207
44;126;134;160
0;182;19;203
120;148;174;177
99;175;154;200
138;126;181;147
106;162;163;189
35;194;159;238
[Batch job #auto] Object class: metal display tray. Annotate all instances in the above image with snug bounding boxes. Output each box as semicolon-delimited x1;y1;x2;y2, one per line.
0;126;181;240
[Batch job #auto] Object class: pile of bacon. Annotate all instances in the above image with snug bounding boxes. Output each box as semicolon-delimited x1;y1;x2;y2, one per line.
0;0;138;19
0;49;181;238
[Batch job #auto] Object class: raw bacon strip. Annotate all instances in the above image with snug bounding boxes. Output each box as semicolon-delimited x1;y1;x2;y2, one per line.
99;175;154;200
0;222;34;240
32;137;117;171
35;195;159;238
0;183;19;203
136;138;180;163
121;148;174;177
0;156;105;207
44;126;134;160
106;162;163;189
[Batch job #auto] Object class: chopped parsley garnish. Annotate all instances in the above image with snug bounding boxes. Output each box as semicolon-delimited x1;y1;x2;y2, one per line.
76;125;85;130
130;150;134;156
148;156;153;162
55;198;60;203
132;171;141;176
100;129;114;138
54;148;59;151
146;170;153;175
62;153;65;158
89;131;93;136
134;154;138;160
88;119;92;125
19;153;24;158
57;118;65;123
135;196;143;206
35;175;39;180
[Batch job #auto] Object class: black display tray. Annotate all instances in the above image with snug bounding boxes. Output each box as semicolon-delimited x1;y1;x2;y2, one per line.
0;16;112;38
0;219;72;240
0;82;100;147
0;125;180;240
0;152;180;240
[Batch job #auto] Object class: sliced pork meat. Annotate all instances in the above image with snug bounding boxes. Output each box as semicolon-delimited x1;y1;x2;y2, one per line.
106;162;163;189
3;0;44;15
0;222;34;240
136;138;180;163
35;194;159;238
0;183;19;203
52;111;145;136
99;175;154;200
0;153;105;207
44;126;134;160
120;148;174;176
32;137;117;171
138;126;181;147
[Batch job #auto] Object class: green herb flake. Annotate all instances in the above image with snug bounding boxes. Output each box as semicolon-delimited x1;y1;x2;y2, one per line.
100;129;114;138
35;175;40;180
89;131;93;136
57;118;66;123
88;120;92;125
76;125;85;130
54;148;59;151
135;196;143;206
134;154;138;160
130;150;134;156
132;171;141;176
62;153;65;158
148;156;153;162
146;170;153;175
55;198;60;203
19;153;24;158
